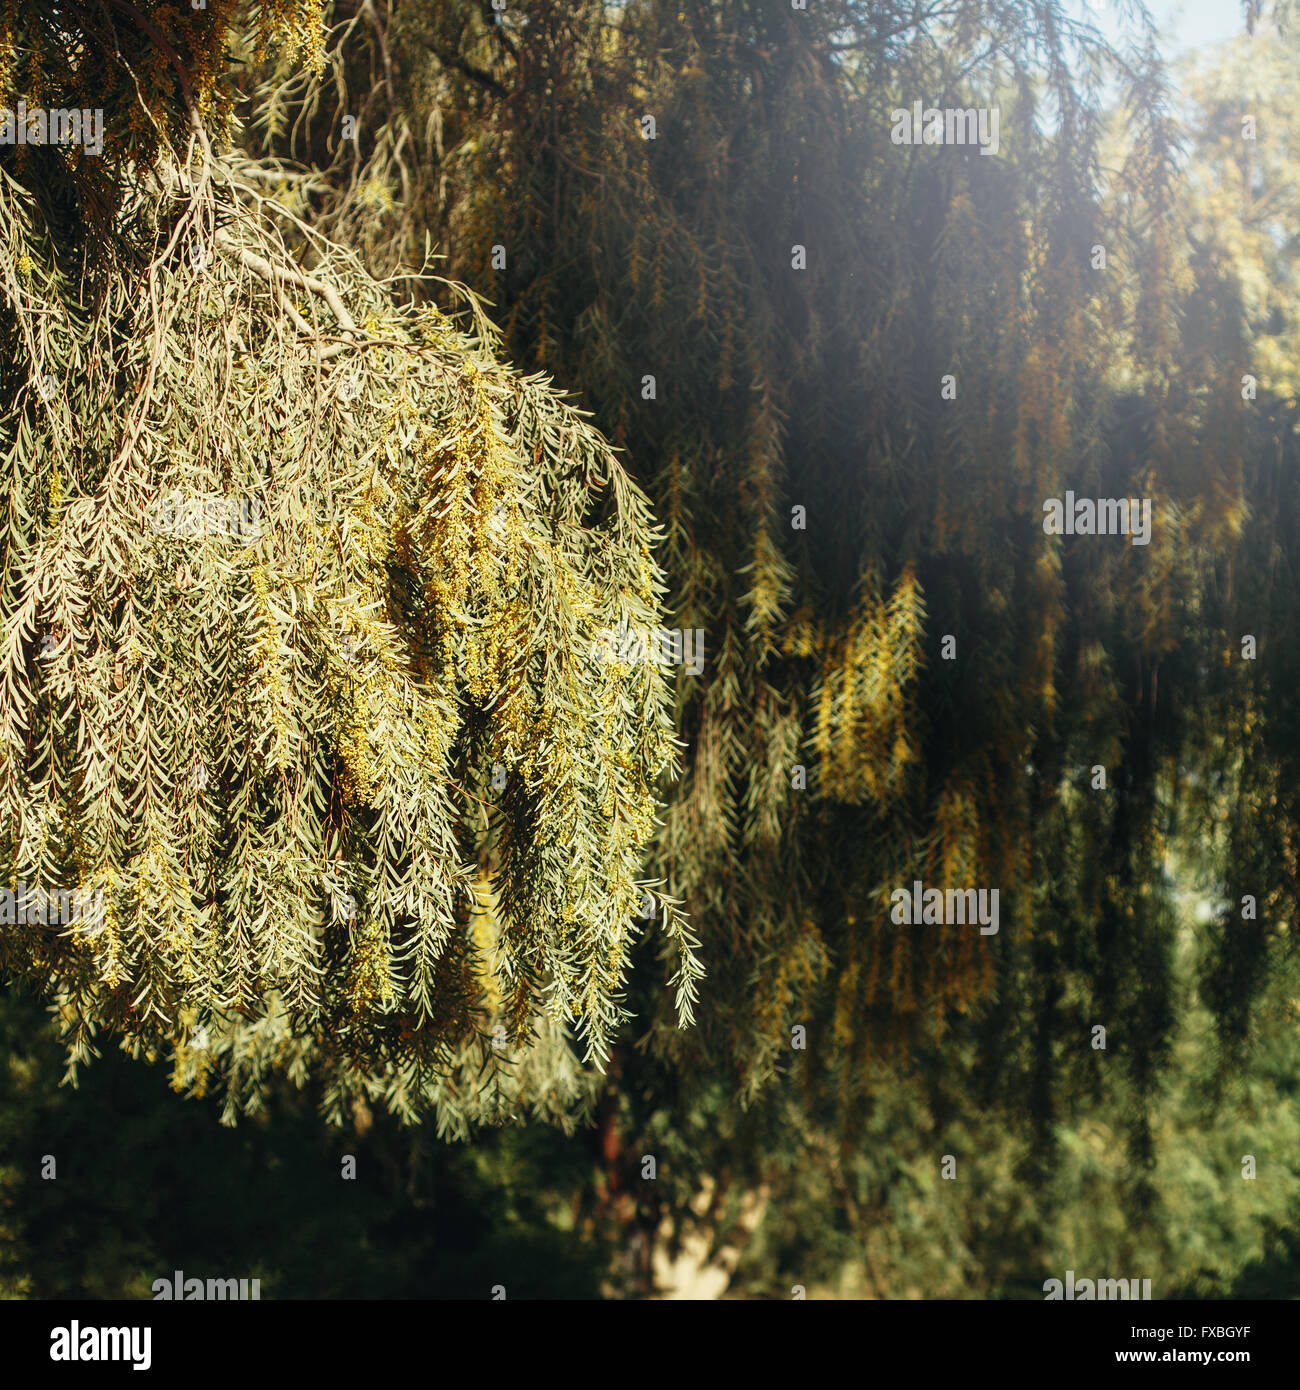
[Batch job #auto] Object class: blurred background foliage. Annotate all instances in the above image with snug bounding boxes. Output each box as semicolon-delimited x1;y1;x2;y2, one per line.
4;897;1299;1297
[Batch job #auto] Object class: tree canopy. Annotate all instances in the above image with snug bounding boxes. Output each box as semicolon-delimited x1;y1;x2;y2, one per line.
3;0;1300;1299
0;0;695;1134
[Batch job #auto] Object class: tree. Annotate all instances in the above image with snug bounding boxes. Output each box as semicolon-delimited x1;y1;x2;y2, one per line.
0;0;697;1135
242;0;1220;1105
224;0;1300;1290
5;0;1300;1302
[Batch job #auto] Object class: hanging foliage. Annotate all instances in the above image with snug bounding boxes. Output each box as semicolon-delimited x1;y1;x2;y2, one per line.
0;1;698;1132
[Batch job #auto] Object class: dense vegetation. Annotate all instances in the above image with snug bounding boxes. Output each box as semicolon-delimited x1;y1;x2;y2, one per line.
2;0;1299;1297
